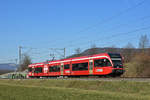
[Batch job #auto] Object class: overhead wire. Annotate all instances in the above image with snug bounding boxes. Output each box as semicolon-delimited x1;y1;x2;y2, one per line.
64;16;150;48
67;24;150;56
46;0;146;48
19;0;147;61
5;0;148;63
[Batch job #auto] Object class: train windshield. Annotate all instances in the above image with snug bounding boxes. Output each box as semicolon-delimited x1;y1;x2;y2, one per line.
108;53;121;58
112;60;123;68
108;53;123;68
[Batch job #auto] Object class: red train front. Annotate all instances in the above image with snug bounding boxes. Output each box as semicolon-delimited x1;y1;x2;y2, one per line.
28;53;124;78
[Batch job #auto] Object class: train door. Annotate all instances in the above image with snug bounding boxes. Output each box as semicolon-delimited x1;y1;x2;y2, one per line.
61;63;64;76
44;64;49;75
64;63;71;75
89;59;93;75
32;67;35;76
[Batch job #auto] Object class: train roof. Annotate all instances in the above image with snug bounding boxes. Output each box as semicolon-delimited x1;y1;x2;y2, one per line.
29;62;44;67
29;53;121;67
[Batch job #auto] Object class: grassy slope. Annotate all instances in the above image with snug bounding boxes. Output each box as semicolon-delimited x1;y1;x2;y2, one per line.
0;79;150;100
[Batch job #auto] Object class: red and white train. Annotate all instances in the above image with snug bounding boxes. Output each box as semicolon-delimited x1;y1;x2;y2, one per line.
28;53;124;78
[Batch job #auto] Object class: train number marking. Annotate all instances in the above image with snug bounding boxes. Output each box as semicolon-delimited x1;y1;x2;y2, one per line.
96;69;103;72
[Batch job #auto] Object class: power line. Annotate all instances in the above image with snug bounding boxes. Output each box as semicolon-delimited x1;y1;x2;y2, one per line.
19;46;66;63
65;25;150;49
62;13;150;49
79;34;140;49
68;34;145;56
45;0;146;47
75;0;146;33
18;24;150;63
0;58;18;64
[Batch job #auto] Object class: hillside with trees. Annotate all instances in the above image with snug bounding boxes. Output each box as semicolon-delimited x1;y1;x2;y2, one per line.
69;34;150;77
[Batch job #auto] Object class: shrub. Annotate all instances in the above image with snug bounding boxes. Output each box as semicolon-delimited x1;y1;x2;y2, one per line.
124;52;150;77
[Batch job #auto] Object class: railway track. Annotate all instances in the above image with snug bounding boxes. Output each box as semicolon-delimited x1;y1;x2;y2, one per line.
63;77;150;82
46;77;150;82
1;77;150;82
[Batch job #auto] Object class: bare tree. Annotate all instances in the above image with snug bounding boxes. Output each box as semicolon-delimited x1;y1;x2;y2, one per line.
75;48;81;54
110;45;116;48
122;42;135;63
18;54;32;71
139;34;149;49
91;43;97;48
125;42;134;48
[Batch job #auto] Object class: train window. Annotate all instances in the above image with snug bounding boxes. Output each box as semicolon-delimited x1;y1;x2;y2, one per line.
64;64;70;69
39;67;43;73
94;59;111;67
34;68;37;73
34;67;43;73
49;66;60;72
28;67;32;72
72;62;88;71
49;67;52;72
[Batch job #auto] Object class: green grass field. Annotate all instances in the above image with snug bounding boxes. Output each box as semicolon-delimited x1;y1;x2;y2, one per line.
0;79;150;100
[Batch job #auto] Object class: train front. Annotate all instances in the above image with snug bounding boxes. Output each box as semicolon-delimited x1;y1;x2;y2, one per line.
108;53;124;76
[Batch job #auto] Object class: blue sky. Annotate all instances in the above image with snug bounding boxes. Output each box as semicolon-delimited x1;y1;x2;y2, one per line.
0;0;150;63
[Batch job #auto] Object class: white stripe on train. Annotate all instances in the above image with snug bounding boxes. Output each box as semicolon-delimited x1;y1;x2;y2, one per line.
49;56;109;64
29;56;109;66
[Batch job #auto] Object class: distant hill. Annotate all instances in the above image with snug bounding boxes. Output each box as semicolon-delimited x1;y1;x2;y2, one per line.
0;63;18;71
67;47;147;58
0;63;18;75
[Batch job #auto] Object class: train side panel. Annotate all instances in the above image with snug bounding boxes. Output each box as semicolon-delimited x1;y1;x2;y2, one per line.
71;58;89;76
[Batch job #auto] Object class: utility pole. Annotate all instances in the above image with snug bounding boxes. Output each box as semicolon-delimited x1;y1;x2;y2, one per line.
15;59;18;65
19;46;22;71
64;48;66;58
49;48;66;59
49;53;55;61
